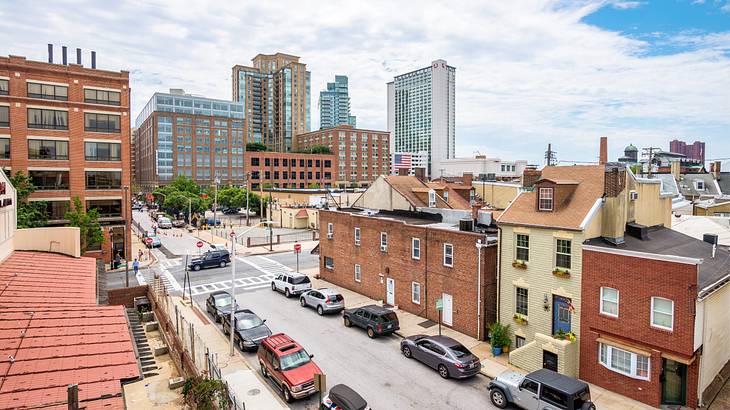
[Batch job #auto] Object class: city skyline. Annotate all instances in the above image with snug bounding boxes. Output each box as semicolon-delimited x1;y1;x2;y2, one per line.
1;0;728;165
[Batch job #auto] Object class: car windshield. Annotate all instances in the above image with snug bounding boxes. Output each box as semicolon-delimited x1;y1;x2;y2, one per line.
215;295;232;307
448;344;472;358
291;276;310;285
280;349;311;370
236;315;263;330
574;388;591;408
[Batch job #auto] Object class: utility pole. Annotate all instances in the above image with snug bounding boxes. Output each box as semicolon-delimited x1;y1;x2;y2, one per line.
545;144;557;166
642;147;660;177
268;190;273;251
245;173;250;226
213;177;220;229
123;185;129;287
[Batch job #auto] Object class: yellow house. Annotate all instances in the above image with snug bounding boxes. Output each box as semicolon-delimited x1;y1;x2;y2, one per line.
496;164;672;376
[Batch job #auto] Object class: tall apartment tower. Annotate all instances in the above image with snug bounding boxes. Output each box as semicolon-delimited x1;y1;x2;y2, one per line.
669;139;705;164
387;59;455;178
232;53;310;152
319;75;356;129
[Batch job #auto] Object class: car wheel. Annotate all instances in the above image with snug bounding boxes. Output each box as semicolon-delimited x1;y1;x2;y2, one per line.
220;261;226;268
260;362;268;378
239;340;245;351
438;364;449;379
284;288;291;298
344;317;352;327
489;388;508;409
193;265;201;271
271;282;276;291
283;385;293;403
367;327;376;338
300;298;307;307
317;305;324;316
223;326;229;336
402;346;412;358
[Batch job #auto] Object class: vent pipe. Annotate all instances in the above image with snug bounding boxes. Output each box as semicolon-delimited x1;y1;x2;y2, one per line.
76;48;81;65
61;46;67;65
91;51;96;69
47;44;53;63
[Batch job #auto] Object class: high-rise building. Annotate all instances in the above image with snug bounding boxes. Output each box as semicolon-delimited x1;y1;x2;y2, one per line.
387;59;455;179
319;75;356;129
134;89;246;189
669;139;705;164
0;49;131;264
232;53;310;152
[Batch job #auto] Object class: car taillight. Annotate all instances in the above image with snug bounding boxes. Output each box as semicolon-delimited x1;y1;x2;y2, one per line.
377;324;382;332
325;296;330;304
455;362;466;368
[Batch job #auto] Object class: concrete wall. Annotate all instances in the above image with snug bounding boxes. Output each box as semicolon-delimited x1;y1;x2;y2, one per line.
472;182;520;210
272;208;318;229
633;180;673;227
108;285;148;308
353;177;412;211
14;226;81;257
700;284;730;401
694;202;730;217
0;169;17;263
509;333;579;377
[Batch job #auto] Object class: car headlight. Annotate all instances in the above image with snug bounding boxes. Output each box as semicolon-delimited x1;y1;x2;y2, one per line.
243;339;256;346
291;384;303;392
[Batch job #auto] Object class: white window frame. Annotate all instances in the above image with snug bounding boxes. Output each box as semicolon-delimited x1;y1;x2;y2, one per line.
412;237;420;260
555;239;572;269
324;256;334;270
650;297;674;331
380;232;388;252
354;264;361;282
538;187;554;211
515;287;528;316
411;282;421;304
696;180;705;190
515;234;529;262
354;227;360;246
600;287;619;317
599;343;650;381
443;243;454;267
327;222;333;239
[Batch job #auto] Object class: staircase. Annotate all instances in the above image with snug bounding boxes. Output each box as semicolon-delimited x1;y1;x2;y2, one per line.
127;308;159;378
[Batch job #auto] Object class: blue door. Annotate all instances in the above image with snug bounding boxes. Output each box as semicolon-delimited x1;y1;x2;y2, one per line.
552;296;572;334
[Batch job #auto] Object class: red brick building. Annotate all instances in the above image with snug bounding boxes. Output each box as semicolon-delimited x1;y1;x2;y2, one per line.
246;151;335;189
581;227;730;408
318;208;498;340
0;51;131;263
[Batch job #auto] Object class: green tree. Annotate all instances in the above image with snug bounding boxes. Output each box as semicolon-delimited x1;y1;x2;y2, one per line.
168;175;200;195
65;197;105;254
246;142;268;152
9;171;48;228
308;183;321;189
307;145;332;154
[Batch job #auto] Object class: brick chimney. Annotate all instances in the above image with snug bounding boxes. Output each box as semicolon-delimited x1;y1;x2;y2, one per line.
522;167;542;188
604;163;626;197
414;167;426;182
398;168;408;176
599;136;608;165
463;172;473;187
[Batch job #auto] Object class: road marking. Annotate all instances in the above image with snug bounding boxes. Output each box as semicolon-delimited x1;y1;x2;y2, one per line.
187;273;274;296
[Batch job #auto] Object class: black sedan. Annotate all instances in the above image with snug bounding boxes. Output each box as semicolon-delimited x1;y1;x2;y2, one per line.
205;291;239;323
400;335;481;379
221;309;272;351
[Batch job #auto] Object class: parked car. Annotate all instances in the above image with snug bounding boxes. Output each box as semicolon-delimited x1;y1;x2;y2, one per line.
320;384;370;410
222;207;238;215
488;368;595;410
210;243;229;251
221;309;272;351
205;291;239;323
158;217;173;229
238;208;256;216
172;219;186;228
400;335;481;379
342;305;399;338
146;235;161;248
188;250;231;271
205;217;222;226
258;333;321;402
271;272;312;298
131;203;142;211
300;288;345;315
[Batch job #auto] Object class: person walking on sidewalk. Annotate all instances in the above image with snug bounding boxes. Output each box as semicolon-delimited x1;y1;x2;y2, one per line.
133;258;139;275
138;248;144;261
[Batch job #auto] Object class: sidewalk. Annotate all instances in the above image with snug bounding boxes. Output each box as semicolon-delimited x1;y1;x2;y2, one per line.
173;295;288;410
300;266;657;410
193;228;319;257
106;231;158;273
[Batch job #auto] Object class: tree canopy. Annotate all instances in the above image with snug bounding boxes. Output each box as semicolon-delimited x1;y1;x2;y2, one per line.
246;142;268;152
65;197;105;254
9;171;48;228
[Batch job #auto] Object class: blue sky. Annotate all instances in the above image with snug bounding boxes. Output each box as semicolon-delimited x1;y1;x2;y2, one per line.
0;0;728;168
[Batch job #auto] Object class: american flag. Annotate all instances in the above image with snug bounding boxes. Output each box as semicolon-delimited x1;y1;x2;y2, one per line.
394;153;412;169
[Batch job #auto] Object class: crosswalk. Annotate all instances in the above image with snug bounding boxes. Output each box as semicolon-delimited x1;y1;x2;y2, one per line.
185;273;277;296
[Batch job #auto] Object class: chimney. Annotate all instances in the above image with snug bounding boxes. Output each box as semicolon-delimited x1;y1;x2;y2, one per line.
604;163;626;197
91;51;96;69
710;161;721;180
47;44;53;63
61;46;67;65
76;48;81;65
463;172;473;187
414;167;426;182
599;136;608;165
670;160;681;181
522;167;541;188
398;168;408;176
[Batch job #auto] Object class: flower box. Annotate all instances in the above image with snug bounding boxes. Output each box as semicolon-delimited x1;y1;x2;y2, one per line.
553;330;577;343
552;268;570;278
512;260;528;269
513;314;528;325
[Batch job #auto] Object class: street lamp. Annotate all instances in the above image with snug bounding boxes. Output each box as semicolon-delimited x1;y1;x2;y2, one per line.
245;172;251;227
229;219;273;356
213;177;221;230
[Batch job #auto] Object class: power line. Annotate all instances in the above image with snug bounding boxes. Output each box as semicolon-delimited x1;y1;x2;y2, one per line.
545;143;557;166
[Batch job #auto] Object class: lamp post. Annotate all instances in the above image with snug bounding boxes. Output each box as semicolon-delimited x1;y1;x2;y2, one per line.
123;185;129;287
245;173;250;227
213;177;220;230
229;220;273;356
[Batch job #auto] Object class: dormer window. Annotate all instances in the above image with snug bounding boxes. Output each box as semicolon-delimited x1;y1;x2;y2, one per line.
695;180;705;190
538;188;554;211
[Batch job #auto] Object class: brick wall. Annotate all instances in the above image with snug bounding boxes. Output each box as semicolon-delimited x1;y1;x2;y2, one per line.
107;285;148;308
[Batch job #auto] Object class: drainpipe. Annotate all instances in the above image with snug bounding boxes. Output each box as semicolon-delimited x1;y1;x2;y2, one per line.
424;229;429;322
476;239;484;340
496;226;503;323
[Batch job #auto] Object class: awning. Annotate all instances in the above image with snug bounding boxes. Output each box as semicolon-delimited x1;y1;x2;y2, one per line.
295;209;309;219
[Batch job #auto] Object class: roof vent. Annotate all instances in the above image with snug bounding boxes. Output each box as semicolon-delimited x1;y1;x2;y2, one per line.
459;219;474;232
703;234;719;245
626;222;649;241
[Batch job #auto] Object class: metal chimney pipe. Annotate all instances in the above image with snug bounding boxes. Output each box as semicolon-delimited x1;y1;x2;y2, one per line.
76;48;81;65
61;46;67;65
47;44;53;63
91;51;96;69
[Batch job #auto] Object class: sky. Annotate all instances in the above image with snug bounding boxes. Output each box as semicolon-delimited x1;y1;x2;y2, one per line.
1;0;728;166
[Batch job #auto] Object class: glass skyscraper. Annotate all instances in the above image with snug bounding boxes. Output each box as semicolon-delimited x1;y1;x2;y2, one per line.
319;75;356;129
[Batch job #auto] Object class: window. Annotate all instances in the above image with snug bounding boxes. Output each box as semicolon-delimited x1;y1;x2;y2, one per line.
85;171;121;189
651;297;674;330
443;243;453;267
411;282;421;304
354;227;360;246
41;200;69;220
84;113;120;132
86;199;122;217
538;187;554;211
27;108;67;130
265;158;270;166
0;138;8;159
520;379;538;394
84;88;121;105
696;180;705;190
600;287;619;317
516;234;529;261
380;232;387;251
324;256;334;270
0;106;7;127
327;223;333;239
412;238;420;260
354;264;361;282
251;157;260;166
516;287;528;316
29;170;69;190
556;239;571;269
27;82;68;101
28;139;68;160
540;385;568;409
599;343;650;380
0;79;7;95
85;141;121;161
516;336;526;348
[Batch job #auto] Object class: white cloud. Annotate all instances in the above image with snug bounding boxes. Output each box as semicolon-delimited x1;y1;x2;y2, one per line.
0;0;727;164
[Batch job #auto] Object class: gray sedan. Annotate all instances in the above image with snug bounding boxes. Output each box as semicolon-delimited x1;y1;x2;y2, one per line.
299;288;345;315
400;335;481;379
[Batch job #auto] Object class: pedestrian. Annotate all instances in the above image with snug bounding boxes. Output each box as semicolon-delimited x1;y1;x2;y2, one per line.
138;248;144;261
133;258;139;275
114;251;121;270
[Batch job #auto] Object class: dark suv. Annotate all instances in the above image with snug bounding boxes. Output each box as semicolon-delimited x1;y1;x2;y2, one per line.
205;291;239;323
188;250;231;271
342;305;399;338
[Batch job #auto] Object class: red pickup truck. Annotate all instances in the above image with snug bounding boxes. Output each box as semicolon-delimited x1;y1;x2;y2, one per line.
257;333;322;402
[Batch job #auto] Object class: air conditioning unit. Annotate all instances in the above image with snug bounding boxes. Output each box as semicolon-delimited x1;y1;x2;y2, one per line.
629;191;638;201
327;233;333;239
380;244;388;252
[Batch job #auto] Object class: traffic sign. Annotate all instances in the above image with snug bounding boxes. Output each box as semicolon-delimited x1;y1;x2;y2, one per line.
230;231;236;238
436;298;443;311
196;241;204;248
145;237;153;245
294;243;301;253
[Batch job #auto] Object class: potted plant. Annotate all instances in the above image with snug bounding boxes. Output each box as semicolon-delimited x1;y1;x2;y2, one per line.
513;313;528;325
512;260;527;269
552;267;570;278
489;322;512;356
553;329;576;342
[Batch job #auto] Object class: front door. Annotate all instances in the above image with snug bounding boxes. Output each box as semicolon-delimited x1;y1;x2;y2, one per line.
543;350;558;371
552;295;572;335
662;359;687;405
442;293;453;326
386;278;395;306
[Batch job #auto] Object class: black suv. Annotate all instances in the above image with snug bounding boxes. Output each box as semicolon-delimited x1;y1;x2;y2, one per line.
343;305;400;338
188;250;231;271
221;309;272;351
205;291;239;323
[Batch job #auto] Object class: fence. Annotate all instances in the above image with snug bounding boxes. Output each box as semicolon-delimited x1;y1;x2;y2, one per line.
211;228;318;248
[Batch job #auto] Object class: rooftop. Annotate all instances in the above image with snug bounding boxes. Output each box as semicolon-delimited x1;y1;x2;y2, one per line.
384;176;451;209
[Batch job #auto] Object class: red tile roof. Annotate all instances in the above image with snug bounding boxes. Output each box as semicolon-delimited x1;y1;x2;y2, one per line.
0;251;140;410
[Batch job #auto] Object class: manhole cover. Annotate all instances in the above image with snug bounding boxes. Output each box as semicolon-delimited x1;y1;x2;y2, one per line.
247;388;260;396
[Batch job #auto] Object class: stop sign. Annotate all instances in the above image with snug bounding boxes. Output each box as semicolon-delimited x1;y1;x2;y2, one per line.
196;241;204;248
230;231;236;238
145;237;153;245
294;243;301;253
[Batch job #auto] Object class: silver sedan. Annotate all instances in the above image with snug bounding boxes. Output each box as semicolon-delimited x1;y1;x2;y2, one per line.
300;288;345;315
400;335;481;379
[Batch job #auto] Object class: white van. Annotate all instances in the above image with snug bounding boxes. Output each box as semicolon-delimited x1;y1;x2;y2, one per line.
158;217;172;229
